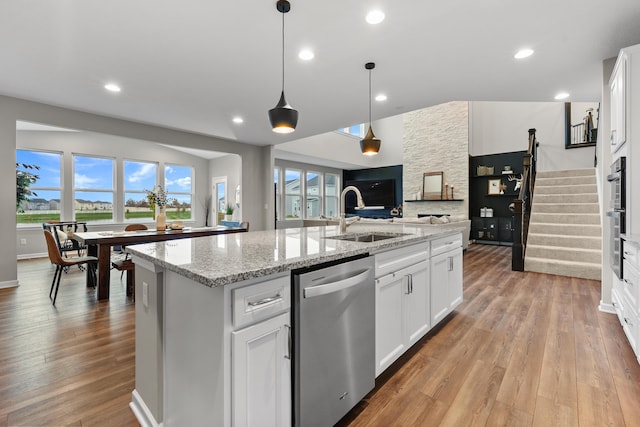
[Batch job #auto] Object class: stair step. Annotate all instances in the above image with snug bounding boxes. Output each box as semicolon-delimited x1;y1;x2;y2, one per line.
525;257;601;280
527;233;602;250
529;212;600;224
528;223;601;236
532;203;600;214
526;244;601;263
536;175;596;186
533;193;599;204
535;184;597;194
536;169;596;179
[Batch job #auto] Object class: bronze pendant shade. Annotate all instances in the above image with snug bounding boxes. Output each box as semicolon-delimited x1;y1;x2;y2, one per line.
269;0;298;133
360;62;380;155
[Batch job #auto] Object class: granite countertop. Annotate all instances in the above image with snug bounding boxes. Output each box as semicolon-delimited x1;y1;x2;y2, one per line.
126;224;460;288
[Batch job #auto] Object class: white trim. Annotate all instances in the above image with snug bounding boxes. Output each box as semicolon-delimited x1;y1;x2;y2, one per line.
0;280;19;289
599;301;616;314
17;252;48;260
130;389;162;427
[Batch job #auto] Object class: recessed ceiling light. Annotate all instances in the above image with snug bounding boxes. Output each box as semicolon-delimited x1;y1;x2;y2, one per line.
104;83;121;93
514;48;534;59
554;92;570;100
232;117;244;124
375;94;387;102
298;49;314;60
366;10;385;24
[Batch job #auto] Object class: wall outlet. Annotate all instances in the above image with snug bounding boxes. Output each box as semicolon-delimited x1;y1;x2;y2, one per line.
142;282;149;308
20;238;27;245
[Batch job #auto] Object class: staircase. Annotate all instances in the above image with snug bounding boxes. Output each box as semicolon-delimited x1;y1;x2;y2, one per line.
524;168;602;280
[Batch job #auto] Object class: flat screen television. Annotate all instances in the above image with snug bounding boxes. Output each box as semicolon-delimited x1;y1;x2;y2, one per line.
345;179;396;209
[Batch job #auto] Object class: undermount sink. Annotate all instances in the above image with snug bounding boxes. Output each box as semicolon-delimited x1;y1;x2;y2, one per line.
324;232;408;242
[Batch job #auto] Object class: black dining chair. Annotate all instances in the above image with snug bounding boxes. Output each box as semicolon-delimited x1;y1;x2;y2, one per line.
44;230;98;305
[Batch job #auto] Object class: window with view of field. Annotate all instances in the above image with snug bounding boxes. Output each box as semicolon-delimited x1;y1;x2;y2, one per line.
165;164;193;220
73;155;114;223
124;160;158;221
16;149;62;225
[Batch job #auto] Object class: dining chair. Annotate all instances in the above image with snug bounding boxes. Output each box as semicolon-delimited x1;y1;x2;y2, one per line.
44;230;98;305
111;223;148;298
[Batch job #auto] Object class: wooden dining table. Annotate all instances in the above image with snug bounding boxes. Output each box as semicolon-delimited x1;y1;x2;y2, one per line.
72;226;246;300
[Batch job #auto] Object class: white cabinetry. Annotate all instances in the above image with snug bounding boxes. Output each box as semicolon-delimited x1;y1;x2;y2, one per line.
375;250;430;376
610;52;627;153
430;235;463;325
616;239;640;362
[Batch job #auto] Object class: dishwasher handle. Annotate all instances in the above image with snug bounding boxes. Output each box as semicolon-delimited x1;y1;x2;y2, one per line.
303;268;372;299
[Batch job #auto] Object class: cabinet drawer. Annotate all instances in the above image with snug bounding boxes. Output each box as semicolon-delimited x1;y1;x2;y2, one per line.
620;290;639;354
431;233;463;257
375;242;429;278
623;259;639;308
232;275;290;329
623;239;639;268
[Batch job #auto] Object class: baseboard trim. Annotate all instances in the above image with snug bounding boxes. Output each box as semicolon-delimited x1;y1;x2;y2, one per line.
599;301;616;314
130;389;161;427
17;252;47;260
0;280;19;289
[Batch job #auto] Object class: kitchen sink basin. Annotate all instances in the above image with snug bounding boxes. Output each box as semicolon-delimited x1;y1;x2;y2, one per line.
324;232;408;242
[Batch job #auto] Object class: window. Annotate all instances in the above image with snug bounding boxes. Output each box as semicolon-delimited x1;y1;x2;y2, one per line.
16;149;62;225
73;155;115;223
165;164;193;220
337;124;365;138
284;169;302;219
306;172;321;217
324;173;340;217
124;160;157;221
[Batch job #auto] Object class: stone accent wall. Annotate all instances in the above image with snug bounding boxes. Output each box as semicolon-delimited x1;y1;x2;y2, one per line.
402;101;469;218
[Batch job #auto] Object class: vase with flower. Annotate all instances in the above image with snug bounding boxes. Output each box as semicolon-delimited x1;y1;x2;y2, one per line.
145;185;171;231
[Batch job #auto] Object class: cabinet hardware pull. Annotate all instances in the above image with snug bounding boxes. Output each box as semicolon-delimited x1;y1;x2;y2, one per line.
624;317;633;327
624;278;633;286
284;324;291;359
612;301;618;307
405;275;411;294
408;274;413;294
248;294;282;308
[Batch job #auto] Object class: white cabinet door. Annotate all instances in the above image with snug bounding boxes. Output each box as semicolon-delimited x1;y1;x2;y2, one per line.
232;312;291;427
430;247;464;326
376;272;405;376
403;260;430;347
430;251;451;325
610;54;626;153
375;259;430;376
449;248;464;311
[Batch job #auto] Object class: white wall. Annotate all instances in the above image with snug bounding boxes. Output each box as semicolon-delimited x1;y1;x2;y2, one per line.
469;101;597;171
1;94;271;288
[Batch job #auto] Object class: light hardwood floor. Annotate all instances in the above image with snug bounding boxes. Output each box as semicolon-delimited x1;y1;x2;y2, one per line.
2;244;639;426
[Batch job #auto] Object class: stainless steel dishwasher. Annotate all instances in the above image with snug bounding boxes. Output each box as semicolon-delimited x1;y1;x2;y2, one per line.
292;254;375;427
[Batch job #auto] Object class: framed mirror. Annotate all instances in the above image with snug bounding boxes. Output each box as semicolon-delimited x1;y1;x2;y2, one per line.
423;172;444;200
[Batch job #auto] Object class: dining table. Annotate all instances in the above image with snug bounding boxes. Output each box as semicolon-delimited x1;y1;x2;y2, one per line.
71;226;247;300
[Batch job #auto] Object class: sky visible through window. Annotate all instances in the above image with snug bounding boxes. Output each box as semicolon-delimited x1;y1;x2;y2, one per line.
74;156;113;202
17;149;60;187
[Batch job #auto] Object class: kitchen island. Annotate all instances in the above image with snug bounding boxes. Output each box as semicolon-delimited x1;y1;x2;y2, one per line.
126;224;463;427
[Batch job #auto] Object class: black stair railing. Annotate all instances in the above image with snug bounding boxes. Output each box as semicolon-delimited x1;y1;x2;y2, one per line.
512;128;538;271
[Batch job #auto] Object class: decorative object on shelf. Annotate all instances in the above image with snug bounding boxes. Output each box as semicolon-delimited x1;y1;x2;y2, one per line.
502;165;512;174
156;206;167;231
488;178;502;195
268;0;298;134
507;173;523;192
450;185;454;200
444;183;449;200
390;204;403;216
480;207;494;217
423;171;444;200
360;62;381;155
477;165;494;176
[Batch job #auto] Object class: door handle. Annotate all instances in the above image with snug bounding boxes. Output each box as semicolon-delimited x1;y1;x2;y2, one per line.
304;268;371;298
284;324;291;360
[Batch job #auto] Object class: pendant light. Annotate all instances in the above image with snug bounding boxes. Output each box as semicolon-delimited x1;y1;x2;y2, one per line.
269;0;298;133
360;62;381;155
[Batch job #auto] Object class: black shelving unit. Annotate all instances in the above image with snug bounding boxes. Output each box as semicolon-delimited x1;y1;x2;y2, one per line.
469;150;527;246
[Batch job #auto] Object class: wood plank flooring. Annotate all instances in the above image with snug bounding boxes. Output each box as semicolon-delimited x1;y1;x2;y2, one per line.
1;244;639;426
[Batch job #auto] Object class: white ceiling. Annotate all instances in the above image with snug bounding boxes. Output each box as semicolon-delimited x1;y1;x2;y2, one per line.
3;1;640;152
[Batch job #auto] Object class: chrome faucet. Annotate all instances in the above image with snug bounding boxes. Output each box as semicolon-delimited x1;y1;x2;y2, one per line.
339;186;365;234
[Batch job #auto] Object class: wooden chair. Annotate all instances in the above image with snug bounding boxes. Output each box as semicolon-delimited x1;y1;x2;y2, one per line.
111;223;148;298
44;230;97;305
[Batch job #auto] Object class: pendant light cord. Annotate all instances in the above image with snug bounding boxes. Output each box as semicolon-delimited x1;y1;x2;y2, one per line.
368;69;372;125
281;11;285;92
